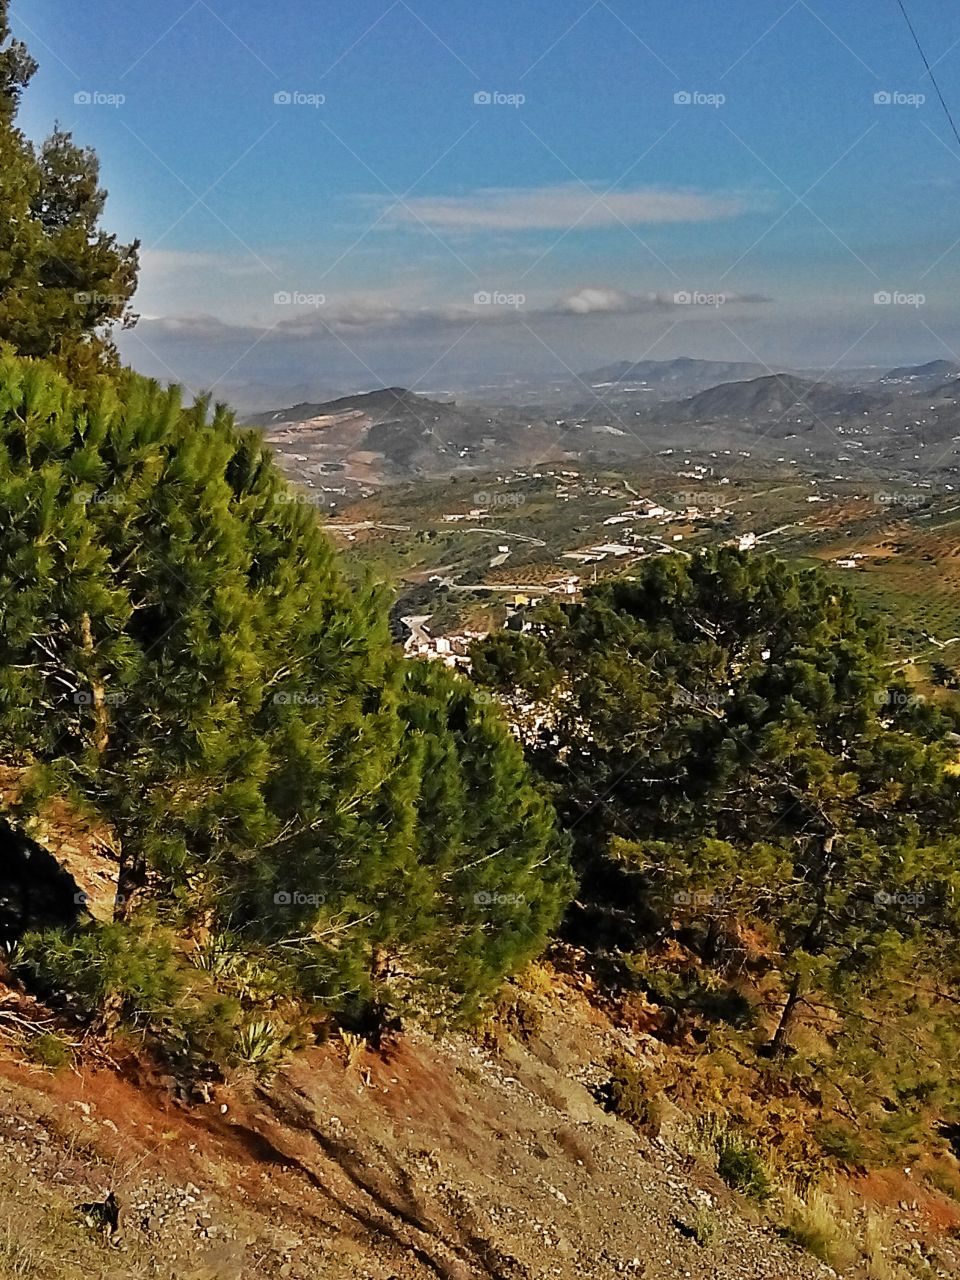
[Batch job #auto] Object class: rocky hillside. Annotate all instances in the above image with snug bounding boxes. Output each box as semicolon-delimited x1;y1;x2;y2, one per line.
1;957;957;1280
244;388;575;495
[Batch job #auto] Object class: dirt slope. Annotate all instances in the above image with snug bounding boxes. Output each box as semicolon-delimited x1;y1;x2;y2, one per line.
0;974;955;1280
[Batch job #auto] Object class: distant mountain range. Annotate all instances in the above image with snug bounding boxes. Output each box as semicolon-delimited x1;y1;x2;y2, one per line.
577;357;776;399
661;373;891;425
245;359;960;492
880;359;960;391
574;356;960;404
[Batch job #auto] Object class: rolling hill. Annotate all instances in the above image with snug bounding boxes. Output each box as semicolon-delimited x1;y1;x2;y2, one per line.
577;356;775;398
663;373;892;425
244;388;576;492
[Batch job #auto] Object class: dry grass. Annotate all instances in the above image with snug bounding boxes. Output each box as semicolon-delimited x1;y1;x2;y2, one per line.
779;1184;857;1269
0;1155;251;1280
513;960;556;998
863;1210;911;1280
338;1028;367;1071
778;1183;915;1279
0;1165;143;1280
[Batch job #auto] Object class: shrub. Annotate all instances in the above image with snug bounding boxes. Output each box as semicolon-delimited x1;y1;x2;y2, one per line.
494;989;543;1043
233;1018;290;1076
15;921;183;1025
189;934;298;1006
815;1119;869;1166
925;1162;960;1202
25;1032;72;1071
15;920;248;1074
688;1207;718;1246
338;1029;367;1071
715;1131;772;1202
160;993;242;1074
513;961;555;998
605;1054;665;1136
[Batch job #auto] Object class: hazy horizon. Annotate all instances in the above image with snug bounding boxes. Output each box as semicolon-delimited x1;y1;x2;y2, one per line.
15;0;960;410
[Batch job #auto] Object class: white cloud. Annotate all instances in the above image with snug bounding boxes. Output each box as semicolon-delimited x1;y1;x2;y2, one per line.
137;249;281;283
376;183;754;233
556;286;771;315
557;287;657;314
134;286;770;354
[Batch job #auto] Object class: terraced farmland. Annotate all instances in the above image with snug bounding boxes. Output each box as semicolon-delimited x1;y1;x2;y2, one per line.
808;515;960;651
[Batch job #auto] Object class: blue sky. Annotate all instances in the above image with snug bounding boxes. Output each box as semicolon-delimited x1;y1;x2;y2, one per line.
13;0;960;406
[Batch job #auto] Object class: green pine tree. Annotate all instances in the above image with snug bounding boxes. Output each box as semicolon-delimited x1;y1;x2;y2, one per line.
471;547;960;1053
0;352;572;1026
0;3;138;371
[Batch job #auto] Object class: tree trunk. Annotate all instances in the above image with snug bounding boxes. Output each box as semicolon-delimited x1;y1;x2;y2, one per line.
702;915;723;965
79;612;109;755
115;836;146;921
801;833;835;952
769;972;803;1058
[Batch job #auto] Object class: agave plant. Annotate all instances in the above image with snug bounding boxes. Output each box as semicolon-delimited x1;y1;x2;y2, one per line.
190;935;239;977
233;1018;287;1075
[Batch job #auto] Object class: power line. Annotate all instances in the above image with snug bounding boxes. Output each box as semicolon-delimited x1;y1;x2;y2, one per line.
893;0;960;151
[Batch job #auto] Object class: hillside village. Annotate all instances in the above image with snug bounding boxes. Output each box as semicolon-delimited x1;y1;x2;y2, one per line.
335;452;960;677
